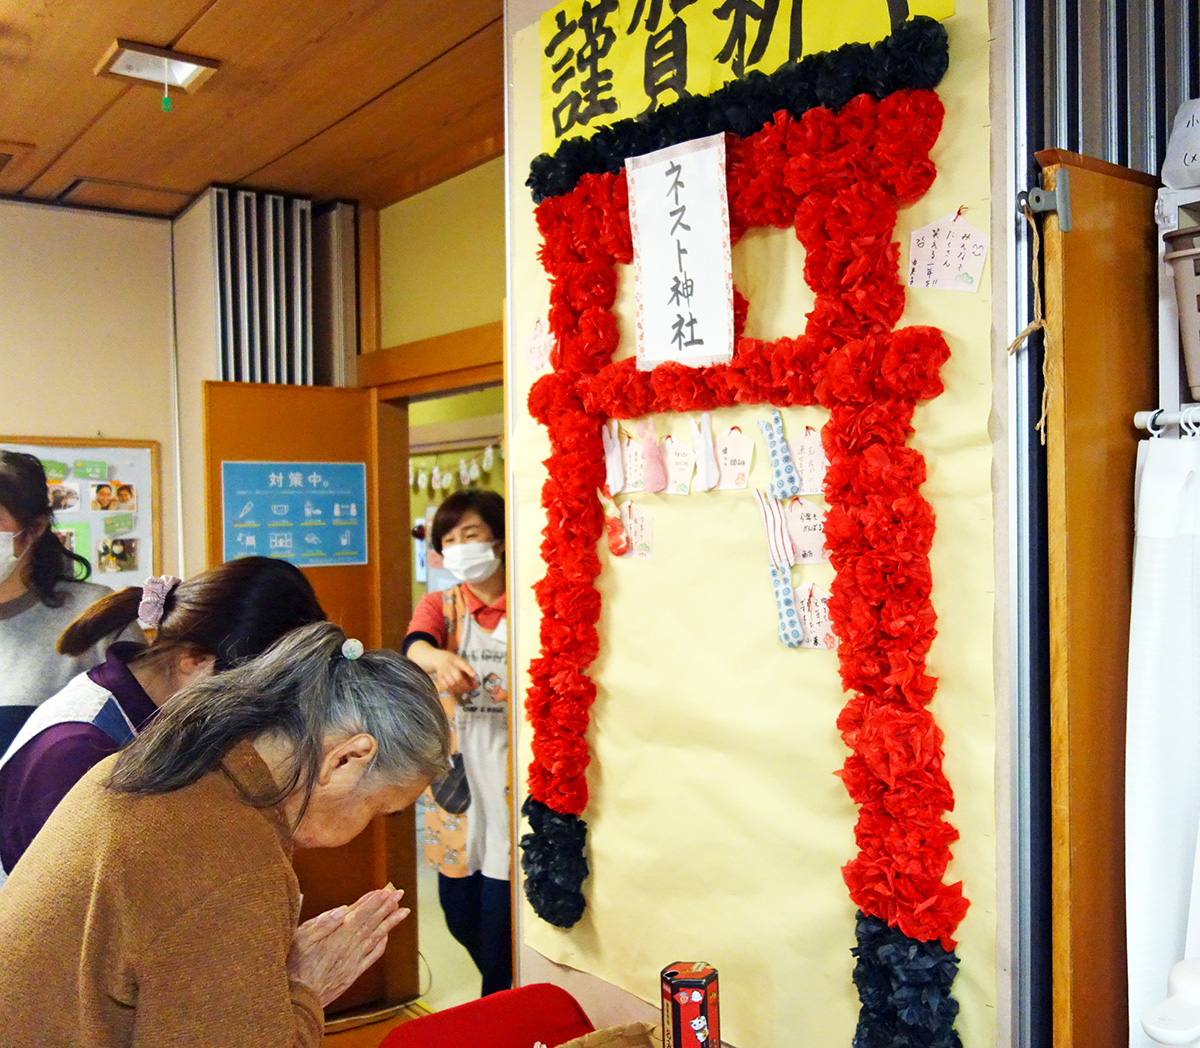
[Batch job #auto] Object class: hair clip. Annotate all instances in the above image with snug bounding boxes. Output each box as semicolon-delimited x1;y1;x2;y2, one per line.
341;638;364;660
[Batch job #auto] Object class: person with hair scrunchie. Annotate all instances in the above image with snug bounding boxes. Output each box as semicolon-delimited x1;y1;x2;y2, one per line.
0;556;326;885
0;450;143;755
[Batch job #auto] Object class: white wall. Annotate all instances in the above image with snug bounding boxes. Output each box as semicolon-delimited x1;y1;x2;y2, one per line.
0;199;179;575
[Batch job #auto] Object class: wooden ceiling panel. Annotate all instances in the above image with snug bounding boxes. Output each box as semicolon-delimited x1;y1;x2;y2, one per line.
59;177;194;215
23;0;503;204
248;21;505;208
0;0;207;195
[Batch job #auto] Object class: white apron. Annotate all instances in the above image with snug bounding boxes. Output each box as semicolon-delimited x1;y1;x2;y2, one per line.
455;612;510;881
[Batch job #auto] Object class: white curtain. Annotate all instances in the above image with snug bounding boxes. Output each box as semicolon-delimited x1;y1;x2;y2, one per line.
1127;437;1200;1047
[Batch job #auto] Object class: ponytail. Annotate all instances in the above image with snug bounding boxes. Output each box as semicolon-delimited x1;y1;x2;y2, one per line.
56;587;142;655
107;622;450;826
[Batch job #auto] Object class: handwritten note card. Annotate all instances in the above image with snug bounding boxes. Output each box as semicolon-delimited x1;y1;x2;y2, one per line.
620;500;652;558
907;212;990;293
716;427;754;490
785;497;827;563
526;315;554;374
620;433;645;494
790;426;827;496
662;435;695;495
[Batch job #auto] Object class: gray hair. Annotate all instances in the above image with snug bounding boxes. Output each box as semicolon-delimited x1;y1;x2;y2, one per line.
107;621;450;823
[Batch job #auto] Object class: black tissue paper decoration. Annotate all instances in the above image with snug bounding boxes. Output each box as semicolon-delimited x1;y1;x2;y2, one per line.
520;795;590;928
851;912;963;1048
527;16;950;203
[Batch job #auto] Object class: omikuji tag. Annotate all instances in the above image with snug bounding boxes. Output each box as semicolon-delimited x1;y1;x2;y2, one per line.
790;426;828;496
602;420;624;495
620;433;645;493
598;486;630;556
801;584;837;650
526;315;554;374
716;426;753;489
690;412;720;492
785;497;827;563
619;499;652;558
662;435;696;495
907;211;990;292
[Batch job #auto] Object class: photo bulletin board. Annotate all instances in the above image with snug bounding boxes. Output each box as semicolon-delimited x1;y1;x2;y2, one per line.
0;437;161;590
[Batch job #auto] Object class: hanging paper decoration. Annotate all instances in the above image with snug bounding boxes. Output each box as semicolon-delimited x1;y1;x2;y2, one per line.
618;499;652;558
601;420;624;495
785;496;828;564
752;489;803;648
690;412;720;492
792;426;829;497
430;466;441;491
459;459;471;486
637;420;668;494
662;435;695;495
716;427;754;490
440;472;453;492
597;485;630;556
483;445;496;472
469;461;482;482
620;432;645;493
409;463;415;488
758;408;801;500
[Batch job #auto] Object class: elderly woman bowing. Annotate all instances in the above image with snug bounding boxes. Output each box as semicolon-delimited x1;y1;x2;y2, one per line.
0;621;449;1048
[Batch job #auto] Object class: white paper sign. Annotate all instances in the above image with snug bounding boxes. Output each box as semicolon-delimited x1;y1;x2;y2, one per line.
626;133;734;370
526;315;554;373
620;433;645;493
1164;101;1200;189
790;426;828;496
907;212;989;292
619;500;652;558
662;435;695;495
716;426;754;490
786;497;827;563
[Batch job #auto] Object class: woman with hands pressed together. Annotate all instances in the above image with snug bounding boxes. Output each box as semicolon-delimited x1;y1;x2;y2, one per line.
404;488;512;996
0;621;449;1048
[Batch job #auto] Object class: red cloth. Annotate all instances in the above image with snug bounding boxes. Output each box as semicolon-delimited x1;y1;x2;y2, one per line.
378;983;593;1048
407;587;507;648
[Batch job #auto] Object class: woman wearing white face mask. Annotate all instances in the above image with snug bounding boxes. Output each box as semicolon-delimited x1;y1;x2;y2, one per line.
404;488;511;998
0;452;141;755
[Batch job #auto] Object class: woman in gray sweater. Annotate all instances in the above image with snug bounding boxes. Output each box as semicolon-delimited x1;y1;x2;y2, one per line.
0;451;142;755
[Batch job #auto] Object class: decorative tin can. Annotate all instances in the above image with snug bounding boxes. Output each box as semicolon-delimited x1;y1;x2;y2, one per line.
661;962;719;1048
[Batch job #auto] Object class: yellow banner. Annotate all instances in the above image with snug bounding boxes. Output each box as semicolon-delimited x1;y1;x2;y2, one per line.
539;0;953;151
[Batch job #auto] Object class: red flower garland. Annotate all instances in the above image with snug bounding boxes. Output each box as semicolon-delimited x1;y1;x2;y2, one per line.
527;88;968;950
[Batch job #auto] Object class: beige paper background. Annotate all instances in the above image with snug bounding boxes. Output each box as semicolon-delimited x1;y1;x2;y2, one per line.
507;4;996;1045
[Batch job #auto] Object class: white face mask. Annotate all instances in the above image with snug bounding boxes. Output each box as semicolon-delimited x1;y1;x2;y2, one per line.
0;531;23;587
442;541;501;585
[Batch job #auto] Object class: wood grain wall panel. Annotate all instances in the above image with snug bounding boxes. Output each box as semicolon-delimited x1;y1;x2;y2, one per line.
247;21;504;208
0;0;204;196
1038;150;1158;1048
10;0;501;210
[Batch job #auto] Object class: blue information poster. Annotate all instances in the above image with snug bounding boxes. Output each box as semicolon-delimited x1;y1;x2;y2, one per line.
222;461;368;567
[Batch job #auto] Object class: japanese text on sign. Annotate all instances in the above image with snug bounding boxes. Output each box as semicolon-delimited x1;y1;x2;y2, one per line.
221;461;368;568
627;133;734;370
538;0;954;149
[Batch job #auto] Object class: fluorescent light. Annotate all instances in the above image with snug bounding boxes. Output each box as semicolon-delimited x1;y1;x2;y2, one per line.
94;40;218;94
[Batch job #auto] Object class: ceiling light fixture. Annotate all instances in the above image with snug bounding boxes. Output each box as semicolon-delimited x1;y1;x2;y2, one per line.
94;39;219;94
